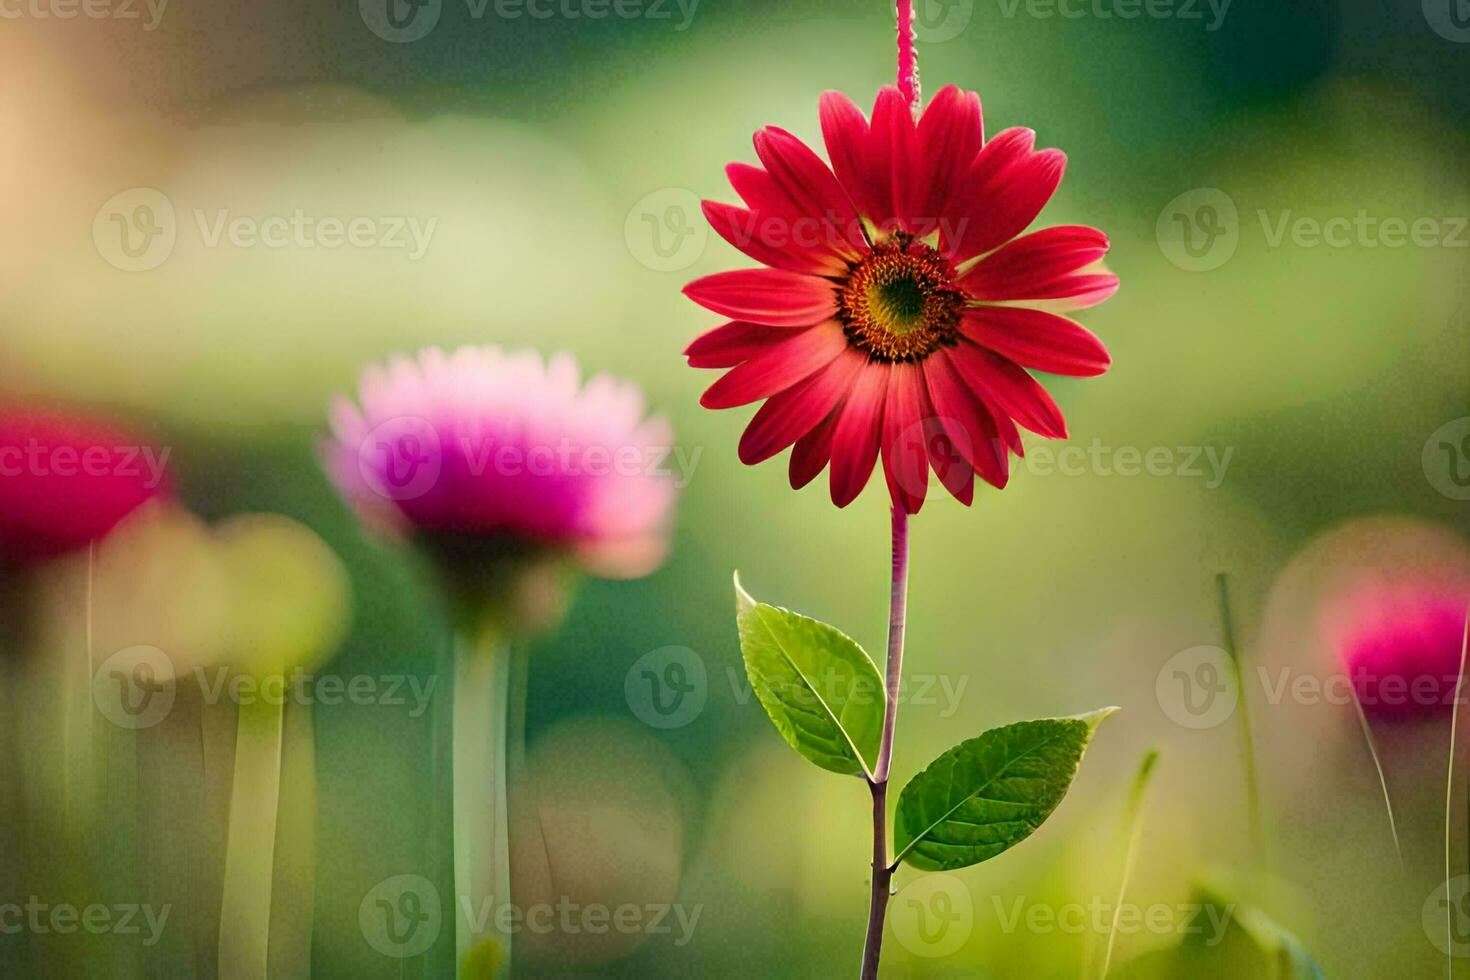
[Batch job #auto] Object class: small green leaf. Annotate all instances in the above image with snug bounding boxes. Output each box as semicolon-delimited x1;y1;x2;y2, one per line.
1114;883;1323;980
733;572;885;777
893;708;1117;871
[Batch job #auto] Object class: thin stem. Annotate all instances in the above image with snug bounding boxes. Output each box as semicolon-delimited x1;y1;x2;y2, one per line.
1215;573;1264;861
1351;692;1403;869
218;695;285;980
1445;604;1468;977
453;629;515;976
860;506;911;980
1097;750;1160;980
895;0;920;112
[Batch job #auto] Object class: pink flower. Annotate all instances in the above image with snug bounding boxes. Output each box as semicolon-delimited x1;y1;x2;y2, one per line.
683;85;1116;513
1323;581;1469;721
0;404;170;567
323;346;677;580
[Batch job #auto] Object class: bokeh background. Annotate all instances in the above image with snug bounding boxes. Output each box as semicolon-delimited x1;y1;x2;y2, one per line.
2;0;1469;976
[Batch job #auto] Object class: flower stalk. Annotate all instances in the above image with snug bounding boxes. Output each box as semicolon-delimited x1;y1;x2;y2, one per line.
453;624;516;975
217;694;285;980
860;506;910;979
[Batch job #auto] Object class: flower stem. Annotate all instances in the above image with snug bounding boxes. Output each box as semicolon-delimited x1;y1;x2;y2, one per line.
895;0;920;112
453;628;515;975
217;694;285;980
1214;573;1265;862
861;506;911;980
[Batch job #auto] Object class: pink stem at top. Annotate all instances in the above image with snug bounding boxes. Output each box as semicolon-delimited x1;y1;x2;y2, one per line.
896;0;920;111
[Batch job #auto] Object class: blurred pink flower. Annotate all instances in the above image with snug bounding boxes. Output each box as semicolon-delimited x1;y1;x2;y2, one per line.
1322;580;1469;721
0;404;170;567
323;346;677;580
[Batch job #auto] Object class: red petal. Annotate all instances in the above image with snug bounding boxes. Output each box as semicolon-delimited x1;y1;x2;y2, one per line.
959;225;1111;300
737;350;865;464
923;352;1009;488
683;268;837;327
699;322;847;409
701;200;848;276
880;363;929;514
947;343;1068;439
753;127;866;256
914;85;984;235
868;86;918;233
789;406;842;489
957;306;1111;377
819;91;882;226
916;377;975;505
946;128;1065;264
828;364;889;507
684;320;788;369
1035;272;1120;309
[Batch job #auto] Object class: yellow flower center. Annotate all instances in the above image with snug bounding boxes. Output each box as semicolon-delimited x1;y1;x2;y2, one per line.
837;235;963;362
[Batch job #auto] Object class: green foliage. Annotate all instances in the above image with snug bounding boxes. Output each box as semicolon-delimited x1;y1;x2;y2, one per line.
892;709;1118;872
733;574;885;777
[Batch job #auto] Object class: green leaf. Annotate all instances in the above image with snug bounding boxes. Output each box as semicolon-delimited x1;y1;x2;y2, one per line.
893;708;1117;871
1113;883;1323;980
732;572;885;777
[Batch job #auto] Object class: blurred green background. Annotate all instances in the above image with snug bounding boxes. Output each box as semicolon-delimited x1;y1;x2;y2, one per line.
1;0;1469;976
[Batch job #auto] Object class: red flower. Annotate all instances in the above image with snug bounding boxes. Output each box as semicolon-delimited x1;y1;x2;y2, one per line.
0;405;170;567
683;85;1116;512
